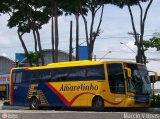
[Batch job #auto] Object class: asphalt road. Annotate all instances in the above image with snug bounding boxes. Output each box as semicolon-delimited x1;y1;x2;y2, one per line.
1;101;160;119
0;110;123;119
0;110;160;119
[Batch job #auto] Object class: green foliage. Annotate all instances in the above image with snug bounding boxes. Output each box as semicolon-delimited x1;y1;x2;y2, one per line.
107;0;147;8
0;0;150;34
61;0;87;16
151;94;160;108
143;37;160;50
0;0;150;62
25;51;42;65
6;0;50;34
92;29;102;37
3;101;10;106
42;0;63;17
0;0;14;15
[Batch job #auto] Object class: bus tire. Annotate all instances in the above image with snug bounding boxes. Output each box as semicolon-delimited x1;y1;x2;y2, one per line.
92;96;104;111
29;97;39;110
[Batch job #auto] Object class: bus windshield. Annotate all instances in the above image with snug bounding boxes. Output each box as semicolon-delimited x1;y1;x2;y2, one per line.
127;64;151;95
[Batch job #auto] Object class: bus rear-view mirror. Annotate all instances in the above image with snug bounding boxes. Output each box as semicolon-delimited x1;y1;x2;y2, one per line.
150;75;155;83
149;71;158;83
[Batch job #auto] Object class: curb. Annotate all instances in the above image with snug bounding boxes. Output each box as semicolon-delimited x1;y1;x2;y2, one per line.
1;106;28;110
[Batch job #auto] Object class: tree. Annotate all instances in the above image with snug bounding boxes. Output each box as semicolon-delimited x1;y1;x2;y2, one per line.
0;0;11;15
80;0;130;60
80;0;106;60
143;37;160;51
43;0;63;62
125;0;153;64
61;0;87;60
25;51;42;66
26;0;50;65
0;0;33;66
6;0;50;66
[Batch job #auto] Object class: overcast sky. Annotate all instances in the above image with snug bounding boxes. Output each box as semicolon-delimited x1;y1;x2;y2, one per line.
0;0;160;74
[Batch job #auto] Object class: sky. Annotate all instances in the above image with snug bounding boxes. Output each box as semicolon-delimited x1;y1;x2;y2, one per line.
0;0;160;75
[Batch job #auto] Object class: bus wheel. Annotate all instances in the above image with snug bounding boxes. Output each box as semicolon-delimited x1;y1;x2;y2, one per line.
92;96;104;111
30;97;39;110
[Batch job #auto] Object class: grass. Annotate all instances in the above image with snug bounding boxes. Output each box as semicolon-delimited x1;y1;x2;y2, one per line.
151;94;160;108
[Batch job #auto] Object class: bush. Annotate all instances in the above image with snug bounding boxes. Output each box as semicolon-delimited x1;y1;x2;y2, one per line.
151;94;160;108
3;101;10;106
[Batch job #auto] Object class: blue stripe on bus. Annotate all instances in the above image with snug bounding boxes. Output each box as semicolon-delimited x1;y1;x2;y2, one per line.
38;83;65;106
12;83;65;107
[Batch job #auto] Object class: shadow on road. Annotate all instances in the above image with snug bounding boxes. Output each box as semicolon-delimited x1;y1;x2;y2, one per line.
35;106;160;113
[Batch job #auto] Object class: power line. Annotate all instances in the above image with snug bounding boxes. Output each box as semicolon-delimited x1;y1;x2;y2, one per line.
94;50;159;53
95;58;160;61
80;34;153;39
0;34;155;49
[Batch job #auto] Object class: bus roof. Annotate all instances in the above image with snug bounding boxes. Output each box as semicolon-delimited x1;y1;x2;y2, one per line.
47;60;102;66
41;60;103;69
12;60;145;71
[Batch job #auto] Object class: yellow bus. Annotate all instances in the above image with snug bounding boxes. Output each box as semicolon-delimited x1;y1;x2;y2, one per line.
9;60;158;111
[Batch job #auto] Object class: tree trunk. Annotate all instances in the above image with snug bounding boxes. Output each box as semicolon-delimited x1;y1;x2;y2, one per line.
51;16;55;63
81;16;90;60
51;0;55;63
136;45;146;64
69;21;73;61
54;1;59;62
142;53;147;64
142;46;147;64
17;30;32;66
88;42;94;60
35;28;45;66
136;48;142;63
32;30;37;52
75;14;79;60
80;5;90;60
90;5;104;60
128;1;153;64
32;30;39;66
81;15;89;45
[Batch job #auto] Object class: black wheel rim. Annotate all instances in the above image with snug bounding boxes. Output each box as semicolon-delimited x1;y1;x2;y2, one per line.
31;98;38;109
93;97;104;111
95;98;103;108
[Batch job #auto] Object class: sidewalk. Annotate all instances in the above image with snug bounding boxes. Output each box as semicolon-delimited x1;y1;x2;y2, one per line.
0;100;4;105
0;100;28;110
0;100;4;109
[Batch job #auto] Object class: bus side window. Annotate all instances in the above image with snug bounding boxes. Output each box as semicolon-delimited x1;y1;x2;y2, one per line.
31;70;40;83
13;72;22;84
40;69;52;82
107;64;125;94
51;68;68;81
12;73;16;83
22;71;32;83
86;65;105;80
68;67;86;81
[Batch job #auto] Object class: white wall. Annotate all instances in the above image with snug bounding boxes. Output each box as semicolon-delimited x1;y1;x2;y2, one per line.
146;61;160;76
146;61;160;89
